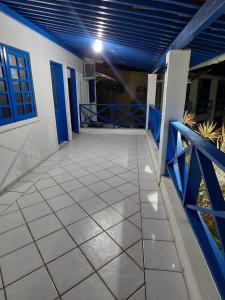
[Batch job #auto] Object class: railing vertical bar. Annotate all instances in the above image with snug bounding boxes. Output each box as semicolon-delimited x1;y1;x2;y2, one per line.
148;105;161;147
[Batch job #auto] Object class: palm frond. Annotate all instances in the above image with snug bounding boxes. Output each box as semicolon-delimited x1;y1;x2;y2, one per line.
197;121;220;142
182;111;196;127
217;125;225;153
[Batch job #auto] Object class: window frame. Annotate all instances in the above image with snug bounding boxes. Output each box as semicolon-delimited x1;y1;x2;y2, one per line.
0;44;36;126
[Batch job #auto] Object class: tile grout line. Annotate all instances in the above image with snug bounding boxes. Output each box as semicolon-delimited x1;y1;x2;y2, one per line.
142;135;191;299
0;170;54;217
0;208;141;260
144;267;183;273
0;135;151;299
0;141;138;218
24;179;119;300
0;193;141;259
14;198;63;300
136;135;147;300
144;137;189;293
47;178;145;298
127;283;146;300
0;265;7;300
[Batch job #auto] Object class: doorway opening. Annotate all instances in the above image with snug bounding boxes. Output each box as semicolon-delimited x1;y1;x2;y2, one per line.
67;67;79;133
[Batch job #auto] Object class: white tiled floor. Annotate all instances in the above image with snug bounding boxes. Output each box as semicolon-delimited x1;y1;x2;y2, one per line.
0;133;189;300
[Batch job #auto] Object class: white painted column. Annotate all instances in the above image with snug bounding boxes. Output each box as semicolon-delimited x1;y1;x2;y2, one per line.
158;50;191;178
145;74;157;130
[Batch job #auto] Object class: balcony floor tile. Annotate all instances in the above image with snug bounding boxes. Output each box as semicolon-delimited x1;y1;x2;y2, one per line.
0;133;188;300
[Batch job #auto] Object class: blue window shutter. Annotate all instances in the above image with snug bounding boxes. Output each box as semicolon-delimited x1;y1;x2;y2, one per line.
0;46;14;126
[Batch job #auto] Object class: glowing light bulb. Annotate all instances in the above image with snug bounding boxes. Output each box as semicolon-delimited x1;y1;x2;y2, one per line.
93;39;103;53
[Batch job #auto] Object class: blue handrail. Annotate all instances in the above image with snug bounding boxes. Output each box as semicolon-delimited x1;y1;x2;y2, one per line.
79;103;146;128
148;105;161;147
166;121;225;298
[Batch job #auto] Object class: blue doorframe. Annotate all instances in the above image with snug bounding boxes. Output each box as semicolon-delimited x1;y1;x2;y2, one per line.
50;61;68;144
67;67;79;133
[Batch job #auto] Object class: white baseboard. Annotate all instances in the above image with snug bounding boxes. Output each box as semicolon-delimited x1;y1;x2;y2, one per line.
80;128;146;135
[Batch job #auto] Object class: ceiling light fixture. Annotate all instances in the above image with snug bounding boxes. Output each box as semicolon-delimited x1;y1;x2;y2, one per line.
93;39;103;53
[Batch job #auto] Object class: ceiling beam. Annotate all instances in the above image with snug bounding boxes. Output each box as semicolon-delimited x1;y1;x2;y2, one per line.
15;12;173;45
39;24;168;50
102;0;201;10
6;2;183;32
20;11;175;41
8;3;180;37
46;27;165;53
5;0;187;28
66;0;193;19
153;0;225;72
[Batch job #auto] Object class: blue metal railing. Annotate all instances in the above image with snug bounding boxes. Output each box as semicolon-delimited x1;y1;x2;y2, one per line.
79;103;146;128
166;121;225;297
148;105;161;147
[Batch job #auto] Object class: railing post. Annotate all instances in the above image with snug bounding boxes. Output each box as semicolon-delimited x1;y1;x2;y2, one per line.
158;50;191;180
146;74;157;130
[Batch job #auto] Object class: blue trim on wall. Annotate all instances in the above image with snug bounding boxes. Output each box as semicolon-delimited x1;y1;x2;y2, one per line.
0;2;82;59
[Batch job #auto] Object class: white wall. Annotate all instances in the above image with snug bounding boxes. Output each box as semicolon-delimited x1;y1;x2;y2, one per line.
0;11;87;191
80;79;89;104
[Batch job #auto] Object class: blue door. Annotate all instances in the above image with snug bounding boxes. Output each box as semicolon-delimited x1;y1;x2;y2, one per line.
50;61;68;144
68;68;79;133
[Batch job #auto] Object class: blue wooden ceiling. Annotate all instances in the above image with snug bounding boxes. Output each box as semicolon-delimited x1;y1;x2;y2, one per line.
1;0;225;71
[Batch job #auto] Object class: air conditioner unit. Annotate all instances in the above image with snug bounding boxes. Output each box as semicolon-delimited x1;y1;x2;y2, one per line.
84;62;95;79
